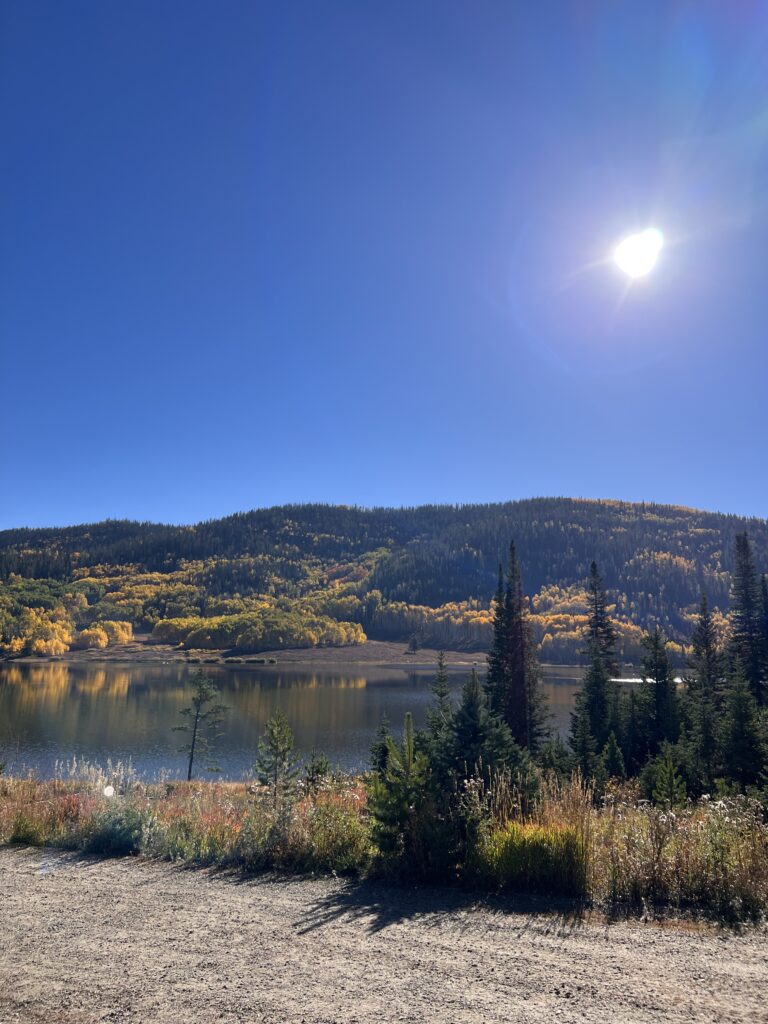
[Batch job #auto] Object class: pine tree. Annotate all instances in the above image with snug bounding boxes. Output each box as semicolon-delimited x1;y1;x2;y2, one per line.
720;664;767;791
639;629;679;754
686;594;720;794
366;712;429;860
652;744;687;807
601;731;626;780
173;669;228;781
485;542;547;752
254;710;300;808
425;651;455;787
729;532;765;704
426;651;453;739
570;703;598;780
689;593;722;702
369;714;392;776
619;687;648;776
584;561;619;677
452;669;525;779
304;748;331;794
572;639;612;751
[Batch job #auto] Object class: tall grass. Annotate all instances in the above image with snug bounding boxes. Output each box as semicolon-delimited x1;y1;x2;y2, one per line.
0;774;371;875
2;769;767;919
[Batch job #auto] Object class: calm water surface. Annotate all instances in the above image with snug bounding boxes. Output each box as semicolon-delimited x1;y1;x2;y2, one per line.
0;661;585;779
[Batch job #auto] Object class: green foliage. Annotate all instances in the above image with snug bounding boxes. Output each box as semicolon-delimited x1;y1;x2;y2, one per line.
729;532;766;703
366;713;431;868
639;629;679;754
720;667;767;791
485;543;547;750
651;744;687;807
451;669;529;780
83;805;146;857
254;711;300;808
601;731;626;781
584;561;619;677
304;748;331;794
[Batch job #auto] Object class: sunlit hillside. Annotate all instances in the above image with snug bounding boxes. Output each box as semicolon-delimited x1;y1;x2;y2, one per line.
1;498;766;662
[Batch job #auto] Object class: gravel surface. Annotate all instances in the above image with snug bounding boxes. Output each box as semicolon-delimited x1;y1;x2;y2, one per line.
2;848;767;1023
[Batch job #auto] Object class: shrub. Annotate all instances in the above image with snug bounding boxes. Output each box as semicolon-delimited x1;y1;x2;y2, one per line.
472;821;588;898
83;805;147;856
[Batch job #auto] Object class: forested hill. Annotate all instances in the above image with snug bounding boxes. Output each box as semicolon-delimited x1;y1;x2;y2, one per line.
2;499;767;662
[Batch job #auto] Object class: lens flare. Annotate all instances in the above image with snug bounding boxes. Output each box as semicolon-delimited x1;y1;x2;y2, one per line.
613;228;664;278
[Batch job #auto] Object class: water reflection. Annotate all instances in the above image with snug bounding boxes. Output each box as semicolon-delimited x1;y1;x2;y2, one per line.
0;661;585;779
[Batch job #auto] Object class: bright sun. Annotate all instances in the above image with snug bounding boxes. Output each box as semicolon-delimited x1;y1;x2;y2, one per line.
613;228;664;278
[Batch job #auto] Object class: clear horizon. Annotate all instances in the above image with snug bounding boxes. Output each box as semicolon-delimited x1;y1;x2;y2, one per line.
4;2;768;528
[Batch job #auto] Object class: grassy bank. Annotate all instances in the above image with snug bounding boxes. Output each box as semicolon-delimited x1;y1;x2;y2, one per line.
2;768;767;921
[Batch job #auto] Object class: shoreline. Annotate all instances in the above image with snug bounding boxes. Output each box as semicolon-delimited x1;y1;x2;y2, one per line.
2;637;498;672
2;637;590;674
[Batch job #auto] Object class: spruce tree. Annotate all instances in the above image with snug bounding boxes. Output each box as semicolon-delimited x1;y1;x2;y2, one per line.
485;542;547;752
254;711;300;808
652;744;687;807
584;561;619;677
729;532;765;704
601;731;626;780
639;629;679;755
451;669;526;779
425;651;455;787
572;639;612;751
686;594;720;794
689;593;722;703
720;664;767;791
570;703;598;780
366;712;430;861
619;687;648;776
569;562;620;765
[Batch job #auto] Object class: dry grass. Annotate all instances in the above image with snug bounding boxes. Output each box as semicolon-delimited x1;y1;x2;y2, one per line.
2;768;767;919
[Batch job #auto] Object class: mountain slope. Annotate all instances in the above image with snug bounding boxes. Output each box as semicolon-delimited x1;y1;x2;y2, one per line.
1;498;766;661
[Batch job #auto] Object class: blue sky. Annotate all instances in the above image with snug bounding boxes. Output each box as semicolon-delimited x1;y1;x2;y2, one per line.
2;1;767;528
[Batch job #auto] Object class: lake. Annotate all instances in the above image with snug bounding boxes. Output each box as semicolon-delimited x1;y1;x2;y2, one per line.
0;660;586;779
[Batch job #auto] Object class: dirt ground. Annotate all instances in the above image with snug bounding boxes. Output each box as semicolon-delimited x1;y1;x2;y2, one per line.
1;849;767;1024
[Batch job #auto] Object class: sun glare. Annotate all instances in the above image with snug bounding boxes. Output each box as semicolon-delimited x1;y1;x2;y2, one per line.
613;228;664;278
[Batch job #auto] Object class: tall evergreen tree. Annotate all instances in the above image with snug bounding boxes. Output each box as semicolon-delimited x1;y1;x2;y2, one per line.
689;593;721;702
425;651;455;786
720;663;767;791
570;639;612;754
485;542;547;752
570;703;599;780
686;593;721;793
568;561;621;774
729;532;765;704
638;629;679;755
584;561;619;677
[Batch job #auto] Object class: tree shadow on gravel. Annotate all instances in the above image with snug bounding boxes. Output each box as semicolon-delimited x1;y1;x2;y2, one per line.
291;877;591;935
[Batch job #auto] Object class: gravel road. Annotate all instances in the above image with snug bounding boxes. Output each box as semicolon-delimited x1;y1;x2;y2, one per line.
1;848;766;1023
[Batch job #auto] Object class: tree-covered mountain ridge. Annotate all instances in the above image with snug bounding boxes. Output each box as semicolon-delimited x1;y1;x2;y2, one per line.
2;498;766;662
